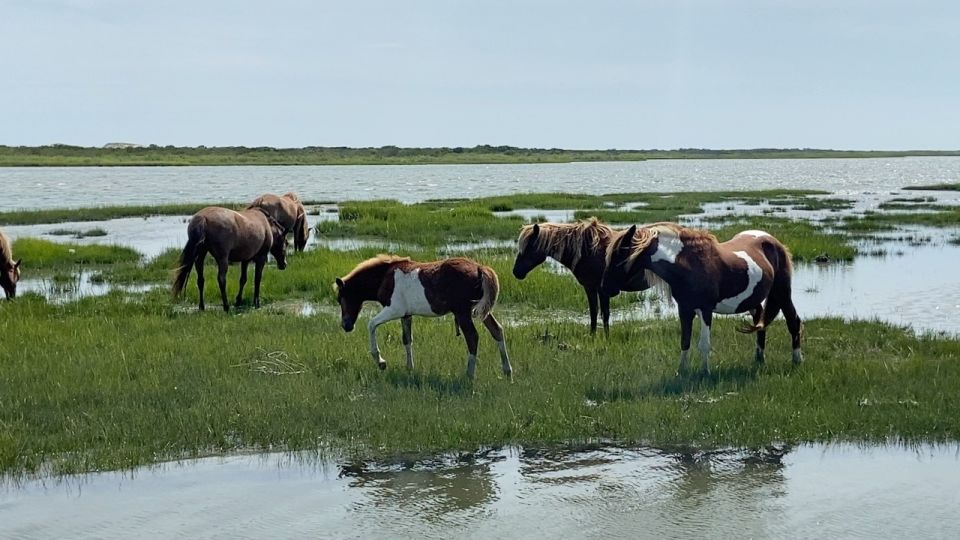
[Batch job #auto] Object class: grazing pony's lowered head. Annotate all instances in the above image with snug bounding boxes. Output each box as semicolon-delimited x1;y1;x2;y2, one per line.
268;217;288;270
334;255;409;332
601;224;658;297
283;192;310;252
0;233;21;300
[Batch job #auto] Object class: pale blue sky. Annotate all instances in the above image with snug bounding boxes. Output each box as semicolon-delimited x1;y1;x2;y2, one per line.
2;0;957;149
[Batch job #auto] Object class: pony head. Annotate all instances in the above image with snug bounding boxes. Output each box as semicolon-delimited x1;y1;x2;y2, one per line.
513;223;547;279
334;276;361;332
1;258;22;300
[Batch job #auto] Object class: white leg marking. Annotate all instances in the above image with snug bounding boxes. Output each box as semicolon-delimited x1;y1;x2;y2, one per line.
404;343;414;369
716;251;763;314
497;339;512;376
792;348;803;365
679;349;690;372
466;353;478;379
698;314;711;374
368;306;403;368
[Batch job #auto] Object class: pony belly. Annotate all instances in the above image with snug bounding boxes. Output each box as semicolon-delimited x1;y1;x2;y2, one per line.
392;269;441;317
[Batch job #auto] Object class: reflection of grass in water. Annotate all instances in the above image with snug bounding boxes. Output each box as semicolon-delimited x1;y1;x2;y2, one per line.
2;293;959;478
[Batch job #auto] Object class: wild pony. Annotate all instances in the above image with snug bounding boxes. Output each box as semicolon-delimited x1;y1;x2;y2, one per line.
172;206;288;312
335;255;513;379
248;192;310;252
0;229;22;300
513;218;649;335
601;223;802;374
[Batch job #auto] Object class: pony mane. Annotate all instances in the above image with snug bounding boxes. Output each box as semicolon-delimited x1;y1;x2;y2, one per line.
518;218;614;267
0;231;12;265
342;254;410;283
282;192;302;203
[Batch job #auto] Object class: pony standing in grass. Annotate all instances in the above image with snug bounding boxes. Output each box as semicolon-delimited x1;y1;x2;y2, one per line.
513;218;649;335
248;192;310;252
0;230;22;299
602;223;802;375
172;206;288;312
335;255;513;379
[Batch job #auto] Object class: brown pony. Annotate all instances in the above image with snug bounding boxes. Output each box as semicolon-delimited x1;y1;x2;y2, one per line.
172;206;288;312
0;230;22;299
248;192;310;252
513;218;651;335
335;255;513;379
601;223;802;374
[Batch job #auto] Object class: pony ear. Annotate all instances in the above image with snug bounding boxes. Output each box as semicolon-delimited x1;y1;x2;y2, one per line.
531;223;540;239
335;277;344;288
14;259;21;268
624;225;637;244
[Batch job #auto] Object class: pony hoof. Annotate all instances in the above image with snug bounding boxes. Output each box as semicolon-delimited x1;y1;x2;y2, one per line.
378;361;387;371
792;350;804;365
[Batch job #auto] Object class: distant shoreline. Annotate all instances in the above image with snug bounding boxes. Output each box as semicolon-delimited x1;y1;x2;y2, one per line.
1;145;959;167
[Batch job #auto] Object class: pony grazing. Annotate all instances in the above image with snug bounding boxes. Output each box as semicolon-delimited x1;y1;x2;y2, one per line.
0;230;22;300
601;223;802;374
513;219;651;335
172;206;288;312
335;255;513;379
248;192;310;252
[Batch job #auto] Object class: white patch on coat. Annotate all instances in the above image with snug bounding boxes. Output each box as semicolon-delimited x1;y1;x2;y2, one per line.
737;230;770;238
715;251;763;314
390;269;438;316
650;231;684;264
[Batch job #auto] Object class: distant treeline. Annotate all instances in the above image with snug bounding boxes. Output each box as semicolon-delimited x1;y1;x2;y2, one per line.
1;144;958;166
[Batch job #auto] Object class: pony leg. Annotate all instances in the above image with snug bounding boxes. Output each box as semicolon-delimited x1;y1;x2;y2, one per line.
696;309;713;375
368;307;403;370
235;261;249;307
599;292;611;337
216;259;230;312
778;293;803;364
751;306;767;363
678;307;696;373
586;288;599;335
482;314;513;378
253;258;265;308
194;250;206;311
402;316;414;370
455;311;480;379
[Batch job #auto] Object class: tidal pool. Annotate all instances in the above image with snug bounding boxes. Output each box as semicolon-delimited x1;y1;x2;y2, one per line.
2;443;957;538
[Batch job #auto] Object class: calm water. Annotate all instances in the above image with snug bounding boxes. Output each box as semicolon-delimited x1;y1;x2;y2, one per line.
2;157;960;210
2;444;958;539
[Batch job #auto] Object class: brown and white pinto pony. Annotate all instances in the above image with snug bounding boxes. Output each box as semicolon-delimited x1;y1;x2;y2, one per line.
248;192;310;252
172;206;288;312
513;219;618;335
0;230;22;299
335;255;513;379
601;223;802;374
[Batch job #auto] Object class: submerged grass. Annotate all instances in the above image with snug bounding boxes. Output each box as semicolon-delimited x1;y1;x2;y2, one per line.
1;294;958;477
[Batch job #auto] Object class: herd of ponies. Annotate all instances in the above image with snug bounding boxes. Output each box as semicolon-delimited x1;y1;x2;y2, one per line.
0;192;803;377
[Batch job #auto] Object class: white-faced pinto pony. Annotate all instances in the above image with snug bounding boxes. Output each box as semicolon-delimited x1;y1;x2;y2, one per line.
335;255;513;379
601;223;803;374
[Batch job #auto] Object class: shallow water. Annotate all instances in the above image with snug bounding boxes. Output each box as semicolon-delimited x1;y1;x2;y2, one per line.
2;443;958;538
3;157;960;211
17;272;154;304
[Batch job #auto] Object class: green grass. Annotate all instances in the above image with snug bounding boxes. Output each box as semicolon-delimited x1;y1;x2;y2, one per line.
46;227;109;239
904;183;960;191
0;203;246;226
840;208;960;232
1;293;958;477
12;238;140;268
3;145;960;167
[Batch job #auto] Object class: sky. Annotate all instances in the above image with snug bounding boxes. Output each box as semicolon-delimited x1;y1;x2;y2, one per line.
1;0;958;149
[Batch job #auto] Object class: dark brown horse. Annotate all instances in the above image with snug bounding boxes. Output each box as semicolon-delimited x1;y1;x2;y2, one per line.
513;218;649;335
601;223;802;374
335;255;512;379
172;206;288;312
0;230;22;300
248;192;310;252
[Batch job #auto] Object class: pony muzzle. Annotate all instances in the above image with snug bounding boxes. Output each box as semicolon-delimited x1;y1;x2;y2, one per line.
341;318;355;332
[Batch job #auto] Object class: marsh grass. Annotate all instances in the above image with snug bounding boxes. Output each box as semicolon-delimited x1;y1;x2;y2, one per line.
1;294;958;477
12;238;140;268
904;183;960;191
0;202;246;226
46;227;109;239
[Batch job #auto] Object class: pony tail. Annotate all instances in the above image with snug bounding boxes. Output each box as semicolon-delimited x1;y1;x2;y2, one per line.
171;219;205;297
473;266;499;319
